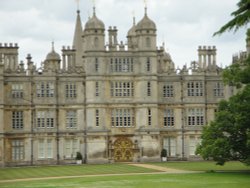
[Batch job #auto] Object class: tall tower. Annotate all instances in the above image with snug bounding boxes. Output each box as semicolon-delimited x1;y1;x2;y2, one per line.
83;6;105;52
136;6;157;51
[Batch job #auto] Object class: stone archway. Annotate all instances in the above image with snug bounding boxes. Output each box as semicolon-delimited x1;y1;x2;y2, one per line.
113;137;133;162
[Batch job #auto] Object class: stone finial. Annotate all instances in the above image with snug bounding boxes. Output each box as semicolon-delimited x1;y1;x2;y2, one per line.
144;0;148;15
26;54;32;61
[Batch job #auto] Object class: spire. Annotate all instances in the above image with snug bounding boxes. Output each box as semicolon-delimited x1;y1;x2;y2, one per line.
74;0;82;39
72;7;83;66
73;8;83;48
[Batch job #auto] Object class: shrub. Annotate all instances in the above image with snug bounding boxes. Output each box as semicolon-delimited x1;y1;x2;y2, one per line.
161;149;167;157
75;152;83;160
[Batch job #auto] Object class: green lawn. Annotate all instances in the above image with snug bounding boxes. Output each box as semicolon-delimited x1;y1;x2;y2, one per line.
0;164;158;181
0;172;249;188
0;162;249;188
152;161;250;171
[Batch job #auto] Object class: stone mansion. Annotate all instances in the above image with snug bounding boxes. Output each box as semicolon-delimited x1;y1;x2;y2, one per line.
0;5;242;167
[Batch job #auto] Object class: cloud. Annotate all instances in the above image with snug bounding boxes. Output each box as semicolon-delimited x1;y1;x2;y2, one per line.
0;0;247;68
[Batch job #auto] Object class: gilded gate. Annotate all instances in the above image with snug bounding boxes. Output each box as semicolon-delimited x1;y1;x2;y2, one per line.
113;137;133;162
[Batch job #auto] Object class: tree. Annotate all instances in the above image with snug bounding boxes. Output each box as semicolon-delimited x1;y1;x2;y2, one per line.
214;0;250;35
197;31;250;165
221;28;250;88
196;86;250;165
197;0;250;165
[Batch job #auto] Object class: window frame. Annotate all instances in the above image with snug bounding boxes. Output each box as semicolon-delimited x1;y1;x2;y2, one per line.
111;109;134;127
163;84;174;98
214;82;224;97
12;111;24;129
148;109;152;126
66;110;77;128
38;139;53;159
11;83;24;98
65;83;77;99
36;111;55;128
110;81;134;97
11;140;24;161
147;82;151;96
36;82;54;98
187;108;204;126
95;109;99;127
187;81;203;97
164;109;175;127
110;58;134;73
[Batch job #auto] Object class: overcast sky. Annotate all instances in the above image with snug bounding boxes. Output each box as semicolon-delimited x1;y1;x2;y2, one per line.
0;0;247;68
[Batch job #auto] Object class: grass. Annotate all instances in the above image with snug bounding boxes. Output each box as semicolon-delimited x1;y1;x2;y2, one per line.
0;164;158;181
0;162;249;188
152;161;250;171
0;172;249;188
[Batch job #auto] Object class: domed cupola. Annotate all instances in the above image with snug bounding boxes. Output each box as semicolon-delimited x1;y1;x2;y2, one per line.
136;7;156;31
135;6;157;51
127;17;137;37
83;6;105;51
163;51;172;62
85;7;105;31
44;42;60;70
46;48;60;61
160;44;175;72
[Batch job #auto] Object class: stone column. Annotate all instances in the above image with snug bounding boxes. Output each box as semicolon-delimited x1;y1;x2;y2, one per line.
72;54;76;67
213;50;217;66
67;55;71;68
203;54;206;69
198;54;202;68
62;55;66;70
208;54;211;66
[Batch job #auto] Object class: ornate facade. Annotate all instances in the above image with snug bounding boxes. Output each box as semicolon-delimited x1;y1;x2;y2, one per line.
0;6;236;166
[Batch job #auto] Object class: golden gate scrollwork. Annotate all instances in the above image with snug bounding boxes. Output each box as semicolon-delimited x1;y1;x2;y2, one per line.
113;137;133;162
